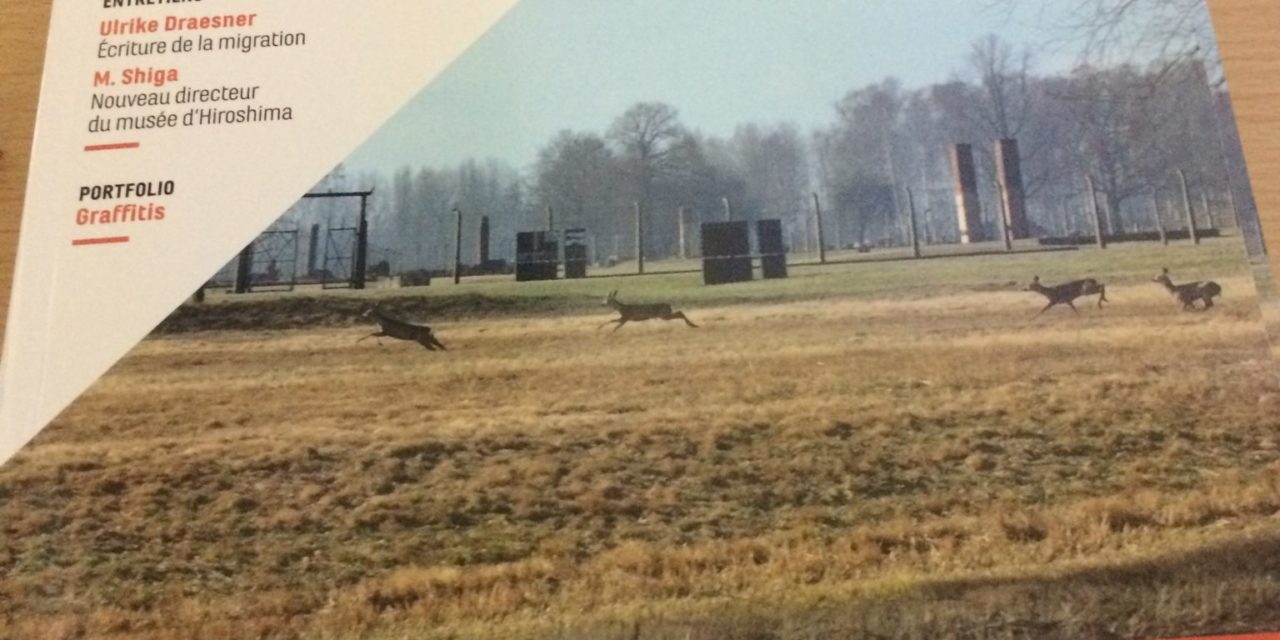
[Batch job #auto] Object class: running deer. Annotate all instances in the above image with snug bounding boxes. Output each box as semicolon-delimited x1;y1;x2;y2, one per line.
598;290;698;332
1027;276;1109;315
358;308;447;350
1153;268;1222;311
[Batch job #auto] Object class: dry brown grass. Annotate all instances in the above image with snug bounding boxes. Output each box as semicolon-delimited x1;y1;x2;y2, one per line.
2;260;1279;639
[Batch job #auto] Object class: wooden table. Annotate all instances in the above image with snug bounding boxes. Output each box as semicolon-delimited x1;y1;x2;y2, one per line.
1;1;1279;344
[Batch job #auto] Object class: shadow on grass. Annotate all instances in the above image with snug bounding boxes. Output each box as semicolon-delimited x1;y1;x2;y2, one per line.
562;529;1280;640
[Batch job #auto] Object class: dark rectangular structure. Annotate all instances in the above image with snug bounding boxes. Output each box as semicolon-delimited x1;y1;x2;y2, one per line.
996;138;1030;239
306;224;320;275
756;219;788;279
478;216;491;265
701;221;753;285
515;231;559;282
234;242;254;294
564;228;589;279
950;143;985;244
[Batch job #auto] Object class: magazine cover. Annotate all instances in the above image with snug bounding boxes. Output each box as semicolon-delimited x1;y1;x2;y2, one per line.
3;1;1279;638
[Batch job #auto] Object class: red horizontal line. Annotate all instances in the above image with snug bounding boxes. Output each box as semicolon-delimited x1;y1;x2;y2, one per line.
72;236;130;246
1170;634;1280;640
84;142;140;152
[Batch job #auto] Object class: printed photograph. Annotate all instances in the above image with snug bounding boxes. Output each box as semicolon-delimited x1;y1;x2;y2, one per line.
4;1;1280;638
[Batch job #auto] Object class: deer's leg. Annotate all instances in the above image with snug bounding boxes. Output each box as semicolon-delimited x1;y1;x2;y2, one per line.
611;319;628;333
598;318;623;330
1097;286;1108;307
411;330;434;350
357;331;386;344
1067;300;1079;314
1037;301;1055;316
1202;296;1214;310
426;335;447;351
666;311;698;328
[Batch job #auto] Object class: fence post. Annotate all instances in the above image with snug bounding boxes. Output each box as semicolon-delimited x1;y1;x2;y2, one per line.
453;207;463;284
1201;192;1217;231
994;180;1013;252
1224;184;1240;229
906;188;922;259
634;201;645;275
1151;193;1167;246
1086;175;1107;249
812;193;827;264
1177;169;1199;246
678;206;689;260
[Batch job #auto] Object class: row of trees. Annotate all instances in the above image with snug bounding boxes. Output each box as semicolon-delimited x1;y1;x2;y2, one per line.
287;32;1257;272
819;42;1243;248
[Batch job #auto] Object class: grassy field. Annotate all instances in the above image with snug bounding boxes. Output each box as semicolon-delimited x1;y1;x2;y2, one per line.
3;239;1280;640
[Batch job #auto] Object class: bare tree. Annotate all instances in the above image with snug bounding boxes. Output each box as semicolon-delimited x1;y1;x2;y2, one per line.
1057;66;1158;233
818;79;907;247
970;34;1034;140
534;130;621;238
731;123;811;225
992;0;1217;84
607;102;688;213
965;35;1063;209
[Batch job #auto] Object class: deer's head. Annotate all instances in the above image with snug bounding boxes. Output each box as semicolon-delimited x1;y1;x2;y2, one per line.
1026;276;1043;292
603;290;618;307
1153;268;1172;285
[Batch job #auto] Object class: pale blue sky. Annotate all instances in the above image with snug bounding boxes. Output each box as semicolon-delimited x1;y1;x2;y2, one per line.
342;0;1100;174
